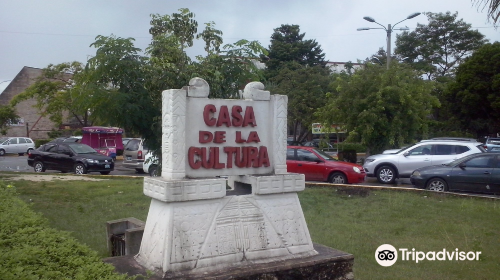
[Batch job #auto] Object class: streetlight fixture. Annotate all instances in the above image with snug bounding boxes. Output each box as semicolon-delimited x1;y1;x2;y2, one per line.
357;12;421;69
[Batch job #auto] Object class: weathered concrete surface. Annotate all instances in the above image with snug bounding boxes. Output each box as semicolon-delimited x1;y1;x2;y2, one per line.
103;243;354;280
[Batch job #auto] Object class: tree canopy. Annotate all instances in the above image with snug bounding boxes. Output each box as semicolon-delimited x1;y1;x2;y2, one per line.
268;63;331;142
264;24;326;78
445;42;500;137
16;8;267;155
0;105;19;135
395;12;487;80
10;62;93;127
473;0;500;24
316;63;438;154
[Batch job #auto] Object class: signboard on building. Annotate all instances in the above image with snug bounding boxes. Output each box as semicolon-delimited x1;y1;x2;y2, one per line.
185;98;274;177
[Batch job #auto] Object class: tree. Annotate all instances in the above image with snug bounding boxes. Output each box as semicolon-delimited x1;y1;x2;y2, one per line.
149;8;198;50
79;9;266;154
444;42;500;137
196;21;223;54
473;0;500;24
395;12;487;80
0;105;19;135
268;63;331;142
10;62;94;127
316;63;438;155
264;24;326;77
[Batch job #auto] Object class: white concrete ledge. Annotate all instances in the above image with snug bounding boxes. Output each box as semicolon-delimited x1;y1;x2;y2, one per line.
229;173;305;194
144;177;226;202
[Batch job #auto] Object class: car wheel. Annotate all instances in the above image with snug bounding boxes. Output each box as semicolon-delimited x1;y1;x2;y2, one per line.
377;165;396;184
34;161;46;172
74;163;87;175
0;149;5;156
18;153;24;156
330;172;347;184
100;171;110;175
149;165;158;177
27;148;33;154
426;178;447;192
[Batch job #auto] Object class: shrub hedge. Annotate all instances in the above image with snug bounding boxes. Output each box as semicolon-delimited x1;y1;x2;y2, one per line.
0;181;131;280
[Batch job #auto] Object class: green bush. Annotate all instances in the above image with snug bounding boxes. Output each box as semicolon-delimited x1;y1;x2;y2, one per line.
334;142;366;153
338;150;357;163
34;139;52;148
0;181;131;280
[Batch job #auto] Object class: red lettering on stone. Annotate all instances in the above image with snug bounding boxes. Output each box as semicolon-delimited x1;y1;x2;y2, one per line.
258;146;270;167
199;131;213;143
246;131;260;143
213;147;225;169
243;106;257;127
231;106;243;127
235;131;246;143
201;147;215;169
213;131;226;143
235;147;248;168
247;147;258;167
188;147;202;169
223;147;237;168
216;106;231;127
203;104;216;126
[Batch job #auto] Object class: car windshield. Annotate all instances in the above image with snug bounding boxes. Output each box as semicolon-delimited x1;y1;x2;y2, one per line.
312;148;337;161
68;143;98;154
0;137;8;144
396;143;419;154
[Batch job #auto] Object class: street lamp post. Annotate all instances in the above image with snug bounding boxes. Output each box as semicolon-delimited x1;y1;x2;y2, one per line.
357;12;421;69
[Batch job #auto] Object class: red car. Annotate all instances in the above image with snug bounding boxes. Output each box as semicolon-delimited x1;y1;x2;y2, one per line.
287;146;366;184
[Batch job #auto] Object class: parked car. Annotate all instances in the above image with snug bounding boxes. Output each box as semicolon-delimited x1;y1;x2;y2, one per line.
287;146;365;184
484;137;500;152
27;142;114;175
410;152;500;194
382;146;407;154
122;138;150;173
122;138;133;146
0;137;35;156
363;139;486;184
302;139;334;149
48;137;81;143
143;152;159;177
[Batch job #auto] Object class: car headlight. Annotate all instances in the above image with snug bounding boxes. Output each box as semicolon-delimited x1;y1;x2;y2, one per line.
365;159;376;163
353;166;361;173
86;159;98;164
412;170;421;176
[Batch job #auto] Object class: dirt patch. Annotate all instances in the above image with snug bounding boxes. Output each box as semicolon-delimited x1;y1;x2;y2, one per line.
7;174;108;182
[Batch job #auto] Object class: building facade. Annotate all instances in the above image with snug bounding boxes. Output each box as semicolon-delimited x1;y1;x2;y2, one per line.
0;66;58;139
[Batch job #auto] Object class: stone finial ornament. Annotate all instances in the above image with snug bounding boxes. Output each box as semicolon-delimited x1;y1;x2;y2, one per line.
186;77;210;98
242;82;270;101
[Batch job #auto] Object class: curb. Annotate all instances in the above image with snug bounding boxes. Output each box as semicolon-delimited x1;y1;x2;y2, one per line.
305;182;500;200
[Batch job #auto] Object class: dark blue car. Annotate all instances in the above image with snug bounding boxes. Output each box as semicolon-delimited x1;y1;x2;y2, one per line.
410;152;500;194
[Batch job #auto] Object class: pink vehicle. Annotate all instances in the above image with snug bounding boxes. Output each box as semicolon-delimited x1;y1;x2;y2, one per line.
81;126;124;159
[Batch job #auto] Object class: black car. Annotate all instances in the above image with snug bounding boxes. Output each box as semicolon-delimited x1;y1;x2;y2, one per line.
28;143;114;175
410;152;500;194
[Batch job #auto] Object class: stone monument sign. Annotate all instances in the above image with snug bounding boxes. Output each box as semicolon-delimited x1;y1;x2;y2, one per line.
135;78;317;277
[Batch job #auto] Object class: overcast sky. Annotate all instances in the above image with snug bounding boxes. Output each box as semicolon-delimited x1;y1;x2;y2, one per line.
1;0;499;92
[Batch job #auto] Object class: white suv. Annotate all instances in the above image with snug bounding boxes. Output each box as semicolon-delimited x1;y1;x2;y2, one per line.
0;137;35;156
142;152;159;177
363;139;486;184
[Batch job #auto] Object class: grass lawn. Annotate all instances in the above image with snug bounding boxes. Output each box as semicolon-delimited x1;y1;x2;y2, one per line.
3;174;500;280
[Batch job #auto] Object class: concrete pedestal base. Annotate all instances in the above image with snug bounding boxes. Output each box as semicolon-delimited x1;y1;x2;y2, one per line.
103;243;354;280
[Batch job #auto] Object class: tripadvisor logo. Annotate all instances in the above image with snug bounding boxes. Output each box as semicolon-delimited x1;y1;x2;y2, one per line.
375;244;482;267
